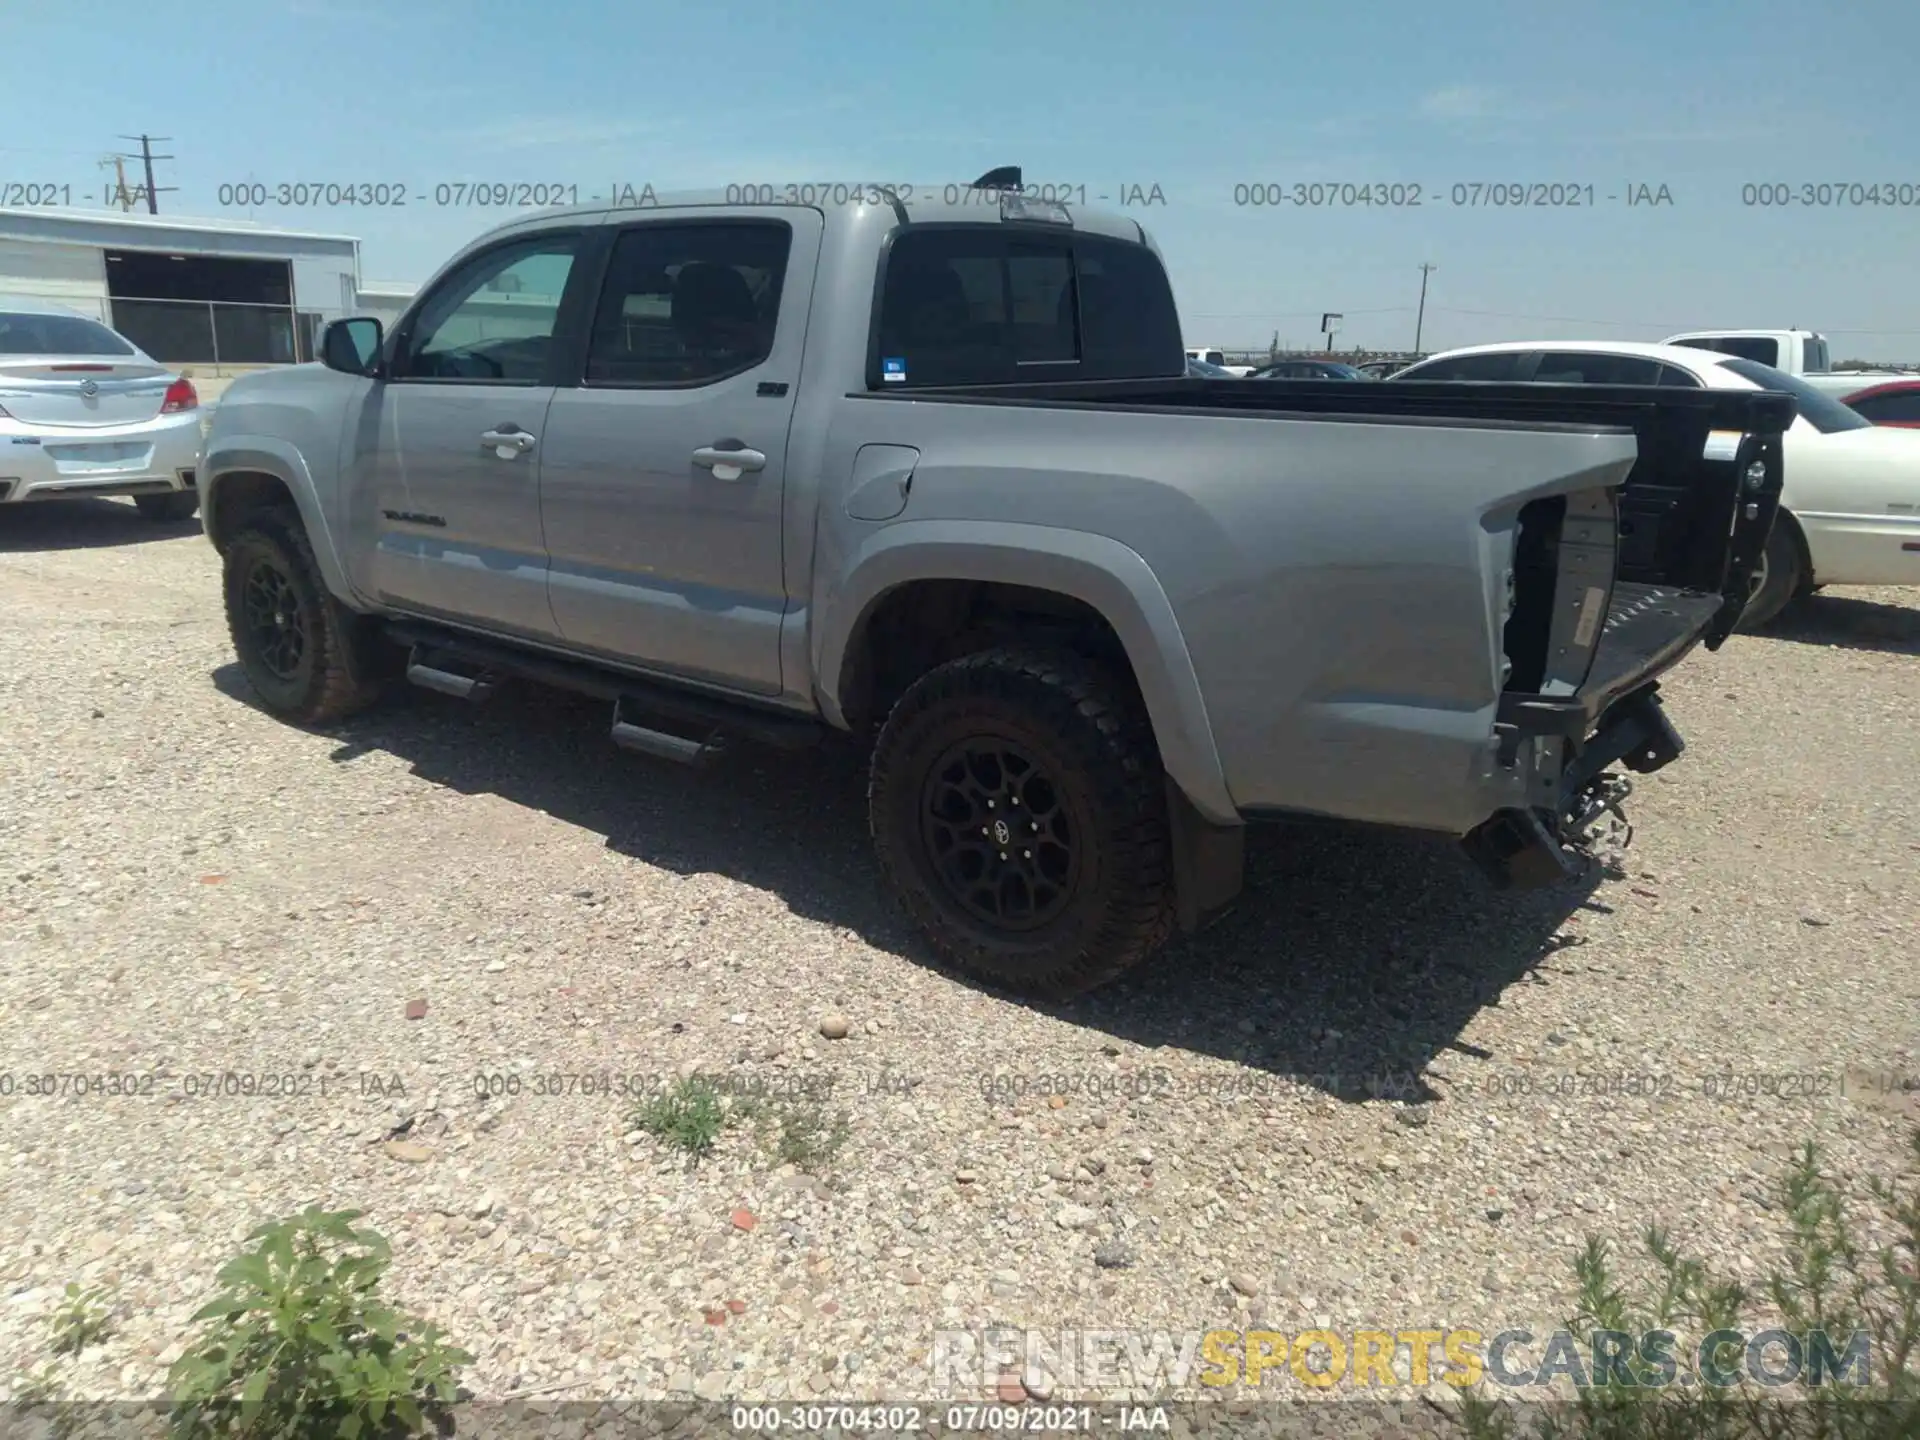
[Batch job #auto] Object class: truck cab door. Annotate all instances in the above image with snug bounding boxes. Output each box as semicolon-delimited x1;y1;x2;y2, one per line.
341;227;589;641
537;208;821;695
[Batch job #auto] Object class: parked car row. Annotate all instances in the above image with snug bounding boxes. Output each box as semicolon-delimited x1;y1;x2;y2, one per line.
1183;348;1414;380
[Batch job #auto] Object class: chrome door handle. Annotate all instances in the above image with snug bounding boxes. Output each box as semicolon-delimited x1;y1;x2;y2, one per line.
691;441;767;481
480;428;536;455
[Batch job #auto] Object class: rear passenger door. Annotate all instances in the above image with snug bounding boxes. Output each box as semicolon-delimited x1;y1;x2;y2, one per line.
537;210;821;695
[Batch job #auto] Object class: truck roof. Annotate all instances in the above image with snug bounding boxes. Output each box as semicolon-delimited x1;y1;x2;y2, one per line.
1664;328;1825;340
467;186;1154;247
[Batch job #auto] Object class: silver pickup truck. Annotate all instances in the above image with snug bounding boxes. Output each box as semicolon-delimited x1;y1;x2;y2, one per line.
199;172;1792;997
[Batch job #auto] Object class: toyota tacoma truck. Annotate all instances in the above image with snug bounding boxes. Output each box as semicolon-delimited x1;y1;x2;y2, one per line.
198;171;1793;997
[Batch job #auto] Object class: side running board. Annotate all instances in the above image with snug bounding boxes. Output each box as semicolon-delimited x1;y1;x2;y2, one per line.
405;647;497;701
386;624;823;766
610;698;724;769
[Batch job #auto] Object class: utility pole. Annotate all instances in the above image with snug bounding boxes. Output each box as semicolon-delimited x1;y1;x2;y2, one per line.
99;156;137;212
113;134;176;214
1414;263;1436;354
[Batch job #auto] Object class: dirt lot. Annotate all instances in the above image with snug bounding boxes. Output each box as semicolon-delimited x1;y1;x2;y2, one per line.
2;498;1916;1407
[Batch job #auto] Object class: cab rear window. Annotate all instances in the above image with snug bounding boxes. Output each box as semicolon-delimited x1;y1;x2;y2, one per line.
870;227;1183;387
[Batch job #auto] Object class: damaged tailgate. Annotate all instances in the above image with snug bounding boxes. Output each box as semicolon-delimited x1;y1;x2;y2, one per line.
1453;384;1794;886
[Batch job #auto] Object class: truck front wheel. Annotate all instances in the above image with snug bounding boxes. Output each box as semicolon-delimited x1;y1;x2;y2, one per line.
223;518;386;726
869;648;1177;998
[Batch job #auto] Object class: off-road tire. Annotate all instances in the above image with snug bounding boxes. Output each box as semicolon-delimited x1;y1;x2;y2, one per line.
134;490;199;522
1737;518;1806;632
223;515;386;725
869;647;1177;998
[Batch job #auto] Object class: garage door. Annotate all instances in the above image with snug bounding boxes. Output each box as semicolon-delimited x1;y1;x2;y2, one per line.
0;239;110;321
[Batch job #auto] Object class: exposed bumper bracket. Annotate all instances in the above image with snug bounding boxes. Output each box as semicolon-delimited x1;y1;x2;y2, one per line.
1463;684;1680;891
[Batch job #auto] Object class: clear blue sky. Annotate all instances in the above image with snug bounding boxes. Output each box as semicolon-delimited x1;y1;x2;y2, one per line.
7;0;1919;357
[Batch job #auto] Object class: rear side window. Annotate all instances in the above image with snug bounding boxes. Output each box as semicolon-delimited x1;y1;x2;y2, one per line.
1397;352;1527;382
1848;388;1920;423
1716;357;1873;434
0;312;137;356
1530;352;1663;385
871;227;1182;387
585;221;790;386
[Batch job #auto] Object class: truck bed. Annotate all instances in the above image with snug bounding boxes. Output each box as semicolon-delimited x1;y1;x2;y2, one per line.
867;374;1793;647
885;374;1792;434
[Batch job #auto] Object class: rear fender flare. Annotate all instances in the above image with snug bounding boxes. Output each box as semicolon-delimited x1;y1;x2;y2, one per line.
815;519;1238;825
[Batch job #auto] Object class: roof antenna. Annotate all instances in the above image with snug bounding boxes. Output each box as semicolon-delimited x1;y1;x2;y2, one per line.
970;166;1022;192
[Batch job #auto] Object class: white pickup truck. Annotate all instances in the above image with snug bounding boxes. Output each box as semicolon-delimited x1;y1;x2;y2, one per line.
1663;330;1907;398
1182;346;1255;377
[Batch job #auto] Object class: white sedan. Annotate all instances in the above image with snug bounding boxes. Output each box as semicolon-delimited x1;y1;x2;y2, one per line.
1391;340;1920;627
0;301;202;521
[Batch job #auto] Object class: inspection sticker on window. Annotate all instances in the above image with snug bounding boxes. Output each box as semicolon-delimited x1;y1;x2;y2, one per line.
882;357;907;383
1702;430;1743;461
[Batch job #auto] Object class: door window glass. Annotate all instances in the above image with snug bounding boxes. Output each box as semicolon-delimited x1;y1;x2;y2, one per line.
401;237;578;382
585;222;792;385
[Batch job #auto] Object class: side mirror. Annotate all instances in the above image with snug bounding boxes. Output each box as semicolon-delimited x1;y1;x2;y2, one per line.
321;317;383;376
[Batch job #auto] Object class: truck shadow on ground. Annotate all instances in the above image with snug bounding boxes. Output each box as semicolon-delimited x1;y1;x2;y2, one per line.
0;497;201;552
1759;593;1920;656
216;668;1603;1107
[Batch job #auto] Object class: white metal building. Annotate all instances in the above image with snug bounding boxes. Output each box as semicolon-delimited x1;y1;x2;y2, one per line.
352;280;419;329
0;208;410;373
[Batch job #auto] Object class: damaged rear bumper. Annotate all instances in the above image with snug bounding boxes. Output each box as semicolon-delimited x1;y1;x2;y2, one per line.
1460;682;1683;888
1460;582;1716;890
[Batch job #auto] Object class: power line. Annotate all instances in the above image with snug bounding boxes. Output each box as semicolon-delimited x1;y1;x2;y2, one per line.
1429;306;1920;339
0;144;121;158
1429;306;1678;329
1185;306;1413;320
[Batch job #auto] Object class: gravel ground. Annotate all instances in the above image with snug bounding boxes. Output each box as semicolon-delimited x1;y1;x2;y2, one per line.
1;498;1916;1411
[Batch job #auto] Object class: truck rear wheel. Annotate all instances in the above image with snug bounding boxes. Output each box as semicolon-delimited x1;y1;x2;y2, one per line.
869;647;1176;998
223;517;386;725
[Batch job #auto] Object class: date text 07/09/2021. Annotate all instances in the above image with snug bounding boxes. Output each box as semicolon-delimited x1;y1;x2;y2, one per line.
728;1403;1173;1433
198;181;1170;211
